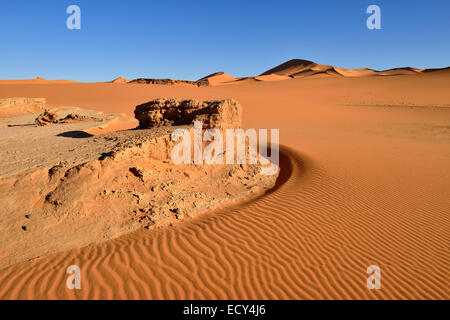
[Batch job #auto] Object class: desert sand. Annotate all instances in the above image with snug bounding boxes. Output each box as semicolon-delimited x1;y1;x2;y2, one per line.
0;60;449;299
110;77;131;84
0;77;80;85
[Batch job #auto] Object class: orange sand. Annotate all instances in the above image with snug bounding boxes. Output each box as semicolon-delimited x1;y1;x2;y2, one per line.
0;77;80;84
0;71;449;299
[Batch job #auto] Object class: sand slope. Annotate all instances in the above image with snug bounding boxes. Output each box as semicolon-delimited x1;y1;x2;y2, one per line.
197;72;236;86
0;72;449;299
0;77;80;84
260;59;448;80
110;77;131;84
101;60;450;87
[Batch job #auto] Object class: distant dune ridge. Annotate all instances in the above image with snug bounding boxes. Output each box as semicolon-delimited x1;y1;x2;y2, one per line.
259;59;443;78
110;77;131;84
126;72;236;87
102;59;449;86
196;72;237;86
0;77;79;84
2;60;446;86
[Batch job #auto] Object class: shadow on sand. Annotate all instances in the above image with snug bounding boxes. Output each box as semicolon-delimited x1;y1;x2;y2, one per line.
56;131;94;138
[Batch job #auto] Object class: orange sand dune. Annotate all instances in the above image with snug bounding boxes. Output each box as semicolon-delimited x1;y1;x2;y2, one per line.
255;74;292;82
261;59;342;78
422;66;450;75
260;59;449;80
197;72;236;86
333;67;377;77
0;77;80;84
109;77;131;84
376;67;422;76
0;72;449;299
261;59;318;76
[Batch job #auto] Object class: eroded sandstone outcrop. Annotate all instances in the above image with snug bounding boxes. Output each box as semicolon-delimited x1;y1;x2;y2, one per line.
129;78;207;87
35;110;103;126
0;98;278;269
0;98;46;118
135;98;242;129
35;109;58;126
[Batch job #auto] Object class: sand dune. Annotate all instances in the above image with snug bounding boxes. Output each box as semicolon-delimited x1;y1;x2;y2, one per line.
0;145;448;299
255;74;292;82
422;66;450;75
0;71;449;299
197;72;236;86
110;77;131;84
333;67;377;77
0;77;80;84
97;60;450;88
259;59;449;80
376;67;422;76
261;59;317;76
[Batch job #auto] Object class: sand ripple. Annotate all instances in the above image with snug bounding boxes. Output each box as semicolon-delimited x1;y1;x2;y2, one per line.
0;145;448;299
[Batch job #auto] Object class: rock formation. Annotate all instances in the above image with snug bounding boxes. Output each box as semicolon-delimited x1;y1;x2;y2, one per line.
0;98;277;269
35;109;58;126
0;98;46;117
134;98;242;129
35;110;103;126
129;78;207;87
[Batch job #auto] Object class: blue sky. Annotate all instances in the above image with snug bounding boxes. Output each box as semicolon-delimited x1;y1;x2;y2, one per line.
0;0;449;82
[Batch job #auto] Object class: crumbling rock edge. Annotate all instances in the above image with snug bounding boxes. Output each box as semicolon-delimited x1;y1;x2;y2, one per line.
134;98;242;129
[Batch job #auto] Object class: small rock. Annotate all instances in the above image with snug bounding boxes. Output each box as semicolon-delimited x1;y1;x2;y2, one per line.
35;109;58;126
25;214;31;219
22;226;28;231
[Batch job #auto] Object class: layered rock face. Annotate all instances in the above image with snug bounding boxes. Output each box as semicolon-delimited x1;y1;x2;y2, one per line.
0;98;46;117
135;98;242;129
129;78;207;87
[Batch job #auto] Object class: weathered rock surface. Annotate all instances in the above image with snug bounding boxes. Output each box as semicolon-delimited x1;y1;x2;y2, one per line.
135;98;242;129
126;74;236;87
129;78;206;87
35;110;103;126
0;127;277;269
0;98;46;118
35;110;58;126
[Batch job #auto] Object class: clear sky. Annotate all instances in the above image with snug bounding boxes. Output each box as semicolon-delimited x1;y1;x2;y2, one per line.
0;0;449;82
